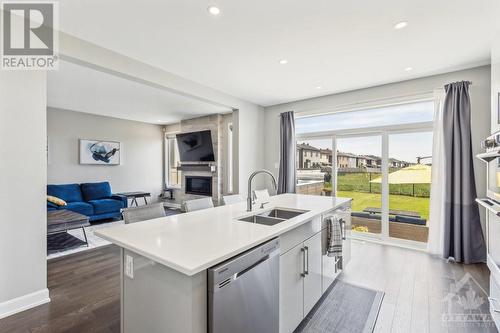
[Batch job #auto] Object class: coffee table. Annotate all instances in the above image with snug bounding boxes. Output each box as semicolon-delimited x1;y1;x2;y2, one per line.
47;210;90;253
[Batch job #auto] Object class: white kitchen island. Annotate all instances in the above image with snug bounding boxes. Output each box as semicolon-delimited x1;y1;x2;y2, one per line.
96;193;352;333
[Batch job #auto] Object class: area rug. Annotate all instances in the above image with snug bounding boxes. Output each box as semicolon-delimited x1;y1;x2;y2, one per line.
295;280;384;333
47;220;125;260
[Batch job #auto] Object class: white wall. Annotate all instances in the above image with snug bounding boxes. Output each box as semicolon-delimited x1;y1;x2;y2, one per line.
234;105;266;196
264;66;491;220
0;71;49;318
47;108;164;201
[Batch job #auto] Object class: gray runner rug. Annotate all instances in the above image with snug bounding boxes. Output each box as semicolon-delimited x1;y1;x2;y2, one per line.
295;280;384;333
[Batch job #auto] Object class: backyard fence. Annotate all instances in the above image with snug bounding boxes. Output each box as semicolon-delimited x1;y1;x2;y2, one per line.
337;172;430;197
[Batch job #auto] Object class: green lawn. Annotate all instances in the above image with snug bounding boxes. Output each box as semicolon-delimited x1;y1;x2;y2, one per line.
337;190;430;221
303;171;431;221
337;172;430;197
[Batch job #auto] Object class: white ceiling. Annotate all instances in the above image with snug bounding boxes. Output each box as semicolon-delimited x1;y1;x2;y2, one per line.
56;0;496;106
47;61;232;124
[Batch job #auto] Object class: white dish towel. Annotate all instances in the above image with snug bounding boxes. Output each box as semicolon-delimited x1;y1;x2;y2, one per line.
327;216;342;257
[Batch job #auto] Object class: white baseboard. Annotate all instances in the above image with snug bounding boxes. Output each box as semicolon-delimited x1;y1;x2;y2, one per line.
0;288;50;319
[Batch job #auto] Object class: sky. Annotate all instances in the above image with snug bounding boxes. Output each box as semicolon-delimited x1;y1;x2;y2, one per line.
296;101;434;134
296;101;435;164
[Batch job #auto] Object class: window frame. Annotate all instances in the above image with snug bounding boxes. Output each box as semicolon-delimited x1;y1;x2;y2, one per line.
227;122;234;194
296;98;435;250
165;135;182;189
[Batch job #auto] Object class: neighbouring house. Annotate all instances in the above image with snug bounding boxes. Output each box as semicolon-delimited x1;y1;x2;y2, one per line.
337;152;357;168
320;148;333;165
389;158;410;168
297;144;411;171
362;155;381;168
297;143;324;169
356;156;367;168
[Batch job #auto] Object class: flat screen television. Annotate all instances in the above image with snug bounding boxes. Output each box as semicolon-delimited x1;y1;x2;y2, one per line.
176;130;215;162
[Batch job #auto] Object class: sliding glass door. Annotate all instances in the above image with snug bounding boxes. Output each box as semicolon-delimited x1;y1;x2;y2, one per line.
295;100;435;247
388;131;432;243
337;135;383;236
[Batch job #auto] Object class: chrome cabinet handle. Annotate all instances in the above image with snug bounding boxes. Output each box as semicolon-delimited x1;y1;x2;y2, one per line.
489;297;500;313
301;247;307;277
340;219;346;240
304;246;309;276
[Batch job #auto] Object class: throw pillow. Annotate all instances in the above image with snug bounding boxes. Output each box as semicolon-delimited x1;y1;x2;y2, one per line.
47;195;67;206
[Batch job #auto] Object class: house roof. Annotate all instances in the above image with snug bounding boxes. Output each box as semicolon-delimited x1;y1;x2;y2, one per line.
297;143;320;151
297;145;408;164
361;155;381;161
337;152;357;158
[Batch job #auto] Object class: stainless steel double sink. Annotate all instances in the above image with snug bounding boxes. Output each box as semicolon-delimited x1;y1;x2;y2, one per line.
238;208;309;226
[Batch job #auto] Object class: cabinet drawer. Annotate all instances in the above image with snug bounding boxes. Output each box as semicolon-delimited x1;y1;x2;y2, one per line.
280;217;320;254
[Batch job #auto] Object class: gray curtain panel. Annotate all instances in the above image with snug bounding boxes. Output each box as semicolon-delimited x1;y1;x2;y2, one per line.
278;111;297;194
442;81;486;263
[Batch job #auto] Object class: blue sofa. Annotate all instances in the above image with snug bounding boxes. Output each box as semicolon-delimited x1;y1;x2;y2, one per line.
47;182;127;222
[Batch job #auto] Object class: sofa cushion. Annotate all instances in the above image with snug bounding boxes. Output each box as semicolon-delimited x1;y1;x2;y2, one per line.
47;184;83;203
47;195;67;206
81;182;112;201
63;202;94;216
89;199;124;215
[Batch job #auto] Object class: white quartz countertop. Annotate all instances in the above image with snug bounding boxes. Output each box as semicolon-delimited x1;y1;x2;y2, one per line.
95;194;351;276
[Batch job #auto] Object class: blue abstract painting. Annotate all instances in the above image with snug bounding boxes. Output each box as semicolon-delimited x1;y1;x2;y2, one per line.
79;139;120;165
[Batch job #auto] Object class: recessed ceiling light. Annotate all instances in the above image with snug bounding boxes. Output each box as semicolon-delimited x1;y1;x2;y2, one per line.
207;6;221;16
405;67;413;72
316;86;322;89
394;21;408;30
279;59;288;65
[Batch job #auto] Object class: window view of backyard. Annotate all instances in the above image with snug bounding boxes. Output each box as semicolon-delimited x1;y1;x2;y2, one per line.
337;136;382;236
295;101;434;244
296;138;333;196
296;133;432;242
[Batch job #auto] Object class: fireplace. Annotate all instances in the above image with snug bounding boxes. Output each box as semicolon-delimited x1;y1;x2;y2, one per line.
185;176;212;196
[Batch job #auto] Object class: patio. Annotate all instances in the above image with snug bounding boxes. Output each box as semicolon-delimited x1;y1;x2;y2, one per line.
351;214;429;243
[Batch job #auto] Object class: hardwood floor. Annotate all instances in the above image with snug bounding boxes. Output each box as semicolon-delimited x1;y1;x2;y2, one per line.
0;245;121;333
0;241;494;333
342;240;495;333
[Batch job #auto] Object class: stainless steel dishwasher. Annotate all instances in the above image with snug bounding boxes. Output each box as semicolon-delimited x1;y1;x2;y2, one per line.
208;238;280;333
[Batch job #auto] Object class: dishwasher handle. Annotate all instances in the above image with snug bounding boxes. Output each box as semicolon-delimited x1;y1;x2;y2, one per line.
235;254;271;279
208;238;280;289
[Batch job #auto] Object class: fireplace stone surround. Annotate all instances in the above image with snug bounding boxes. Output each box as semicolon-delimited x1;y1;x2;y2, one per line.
164;113;232;207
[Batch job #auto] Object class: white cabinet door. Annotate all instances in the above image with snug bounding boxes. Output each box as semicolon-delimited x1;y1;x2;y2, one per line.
303;232;322;316
279;244;304;333
321;228;338;293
